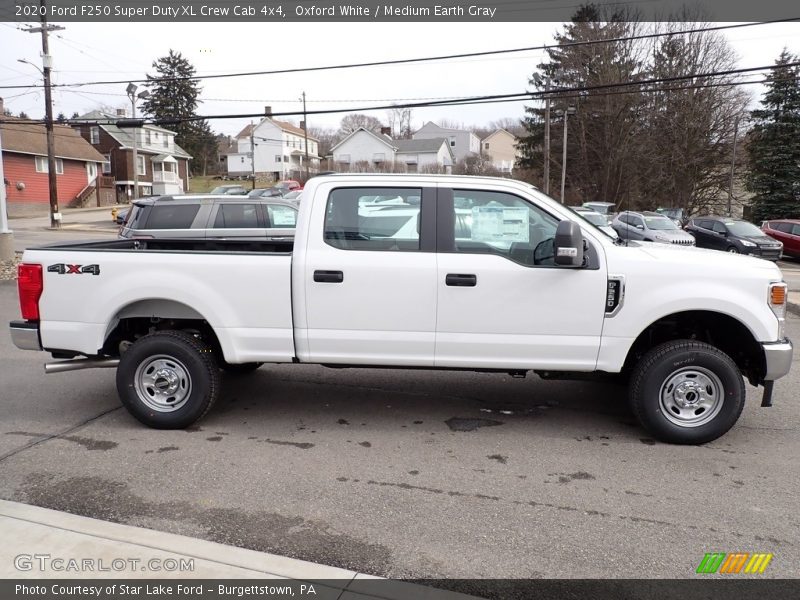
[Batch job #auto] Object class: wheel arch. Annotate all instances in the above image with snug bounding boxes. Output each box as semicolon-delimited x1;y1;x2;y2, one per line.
622;310;766;385
101;298;228;362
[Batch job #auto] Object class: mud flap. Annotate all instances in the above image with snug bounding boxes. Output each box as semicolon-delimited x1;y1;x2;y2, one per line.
761;380;774;407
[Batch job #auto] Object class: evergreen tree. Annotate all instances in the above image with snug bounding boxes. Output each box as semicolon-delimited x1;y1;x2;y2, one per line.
746;49;800;221
18;111;29;119
56;112;67;123
141;49;217;175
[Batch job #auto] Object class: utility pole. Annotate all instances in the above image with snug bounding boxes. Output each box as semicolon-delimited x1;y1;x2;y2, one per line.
26;0;64;229
302;92;310;181
727;114;741;217
0;122;15;261
543;76;551;195
557;106;576;204
126;83;149;201
249;120;256;190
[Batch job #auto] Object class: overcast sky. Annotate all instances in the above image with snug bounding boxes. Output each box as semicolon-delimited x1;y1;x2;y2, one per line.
1;21;798;138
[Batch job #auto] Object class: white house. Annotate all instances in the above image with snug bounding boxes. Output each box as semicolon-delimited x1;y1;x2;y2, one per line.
331;128;454;172
226;114;320;180
412;122;480;162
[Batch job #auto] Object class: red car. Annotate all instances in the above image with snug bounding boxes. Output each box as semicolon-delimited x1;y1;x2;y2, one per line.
762;219;800;258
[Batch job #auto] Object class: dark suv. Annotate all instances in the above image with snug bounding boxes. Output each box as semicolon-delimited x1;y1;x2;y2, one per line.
119;195;297;241
684;216;782;260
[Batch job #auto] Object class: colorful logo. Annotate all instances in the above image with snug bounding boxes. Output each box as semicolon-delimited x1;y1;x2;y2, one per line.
696;552;773;574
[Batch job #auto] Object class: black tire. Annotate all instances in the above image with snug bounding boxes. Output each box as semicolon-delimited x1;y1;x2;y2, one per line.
116;330;220;429
629;340;745;444
727;246;739;254
220;361;263;375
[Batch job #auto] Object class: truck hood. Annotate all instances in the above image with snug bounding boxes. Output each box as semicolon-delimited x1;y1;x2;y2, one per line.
627;241;782;275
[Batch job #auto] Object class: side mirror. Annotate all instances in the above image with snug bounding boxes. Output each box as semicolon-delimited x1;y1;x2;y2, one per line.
554;221;584;267
634;224;644;230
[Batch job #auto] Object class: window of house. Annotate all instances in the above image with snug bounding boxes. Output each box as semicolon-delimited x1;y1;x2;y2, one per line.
145;130;152;145
89;127;99;144
136;155;146;176
449;189;560;267
214;203;260;229
484;143;490;150
324;187;423;252
102;154;112;174
284;155;290;163
163;136;169;148
34;156;63;174
275;155;282;162
449;136;456;148
406;163;418;173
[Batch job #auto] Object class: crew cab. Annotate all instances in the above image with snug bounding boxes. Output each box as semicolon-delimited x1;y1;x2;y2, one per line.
8;175;793;444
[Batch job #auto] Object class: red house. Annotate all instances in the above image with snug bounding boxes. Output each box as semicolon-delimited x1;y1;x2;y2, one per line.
1;108;106;217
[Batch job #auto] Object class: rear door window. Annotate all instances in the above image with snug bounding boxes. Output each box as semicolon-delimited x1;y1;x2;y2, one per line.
144;204;201;229
267;204;297;227
791;224;800;236
214;203;261;228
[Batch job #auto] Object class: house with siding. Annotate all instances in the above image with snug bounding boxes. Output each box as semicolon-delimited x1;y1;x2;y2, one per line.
0;107;105;216
74;110;191;203
225;110;320;180
330;127;453;172
481;128;519;174
412;122;480;163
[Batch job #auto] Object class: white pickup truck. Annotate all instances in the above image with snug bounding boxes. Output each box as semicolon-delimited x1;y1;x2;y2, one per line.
9;174;793;444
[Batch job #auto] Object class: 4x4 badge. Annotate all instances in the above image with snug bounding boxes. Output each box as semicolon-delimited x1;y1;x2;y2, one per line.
48;263;101;276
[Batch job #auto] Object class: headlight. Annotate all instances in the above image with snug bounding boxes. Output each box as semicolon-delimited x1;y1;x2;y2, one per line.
741;240;757;247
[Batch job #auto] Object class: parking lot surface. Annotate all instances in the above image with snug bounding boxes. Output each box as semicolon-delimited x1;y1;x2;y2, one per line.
1;281;799;579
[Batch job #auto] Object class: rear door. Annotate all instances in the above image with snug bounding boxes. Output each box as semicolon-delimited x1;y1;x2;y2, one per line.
690;219;715;248
434;186;607;370
298;184;438;366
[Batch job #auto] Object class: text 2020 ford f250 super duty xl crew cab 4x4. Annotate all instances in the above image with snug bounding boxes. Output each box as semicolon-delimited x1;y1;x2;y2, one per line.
8;175;793;444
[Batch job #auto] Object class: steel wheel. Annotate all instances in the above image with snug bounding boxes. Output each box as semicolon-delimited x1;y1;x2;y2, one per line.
659;367;724;428
134;354;192;412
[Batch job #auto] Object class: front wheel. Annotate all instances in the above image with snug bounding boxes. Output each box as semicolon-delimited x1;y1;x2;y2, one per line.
116;330;220;429
727;246;739;254
629;340;745;444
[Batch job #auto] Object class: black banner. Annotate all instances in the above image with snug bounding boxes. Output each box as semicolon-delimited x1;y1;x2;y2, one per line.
0;0;799;22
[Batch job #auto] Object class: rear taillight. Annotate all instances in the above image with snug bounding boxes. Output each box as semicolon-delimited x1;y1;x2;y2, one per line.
18;264;43;321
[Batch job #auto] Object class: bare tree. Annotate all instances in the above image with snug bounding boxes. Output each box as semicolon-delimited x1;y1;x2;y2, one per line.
387;106;413;139
338;113;385;138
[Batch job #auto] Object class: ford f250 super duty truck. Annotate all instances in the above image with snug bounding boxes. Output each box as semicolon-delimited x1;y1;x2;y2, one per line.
8;175;793;444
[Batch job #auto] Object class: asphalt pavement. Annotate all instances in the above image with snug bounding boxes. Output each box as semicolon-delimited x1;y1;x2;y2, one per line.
1;281;799;579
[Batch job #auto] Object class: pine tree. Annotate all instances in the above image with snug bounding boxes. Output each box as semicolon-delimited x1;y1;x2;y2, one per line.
141;49;217;175
746;49;800;221
56;112;67;123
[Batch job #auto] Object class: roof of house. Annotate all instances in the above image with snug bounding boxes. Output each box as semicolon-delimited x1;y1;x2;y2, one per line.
330;127;396;153
237;118;320;142
482;128;518;142
78;111;192;159
394;137;450;154
414;121;479;138
0;117;105;162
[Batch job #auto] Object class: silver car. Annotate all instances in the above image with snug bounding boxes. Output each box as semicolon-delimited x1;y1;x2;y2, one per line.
612;211;696;246
119;195;297;241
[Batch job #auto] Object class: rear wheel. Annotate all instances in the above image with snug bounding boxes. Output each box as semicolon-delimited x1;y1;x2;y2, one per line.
629;340;745;444
116;330;220;429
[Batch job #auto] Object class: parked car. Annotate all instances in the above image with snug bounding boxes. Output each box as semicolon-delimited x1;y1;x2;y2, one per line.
656;207;686;226
762;219;800;259
684;216;782;260
274;180;302;194
115;209;128;225
209;185;249;196
570;207;619;239
118;195;297;241
612;211;696;245
247;188;284;199
582;201;616;222
283;191;302;203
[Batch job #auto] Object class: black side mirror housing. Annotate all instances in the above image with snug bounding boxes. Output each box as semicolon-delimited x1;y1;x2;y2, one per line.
554;221;584;267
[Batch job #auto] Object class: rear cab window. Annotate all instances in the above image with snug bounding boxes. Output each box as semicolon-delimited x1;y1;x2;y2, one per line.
324;187;423;251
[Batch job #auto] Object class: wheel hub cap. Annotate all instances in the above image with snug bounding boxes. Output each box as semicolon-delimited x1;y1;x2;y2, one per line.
659;367;725;428
134;355;192;413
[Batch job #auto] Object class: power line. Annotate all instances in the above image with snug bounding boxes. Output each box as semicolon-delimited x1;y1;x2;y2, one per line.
0;19;797;91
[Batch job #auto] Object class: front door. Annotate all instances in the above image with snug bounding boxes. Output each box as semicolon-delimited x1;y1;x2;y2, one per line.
301;185;438;366
434;187;607;370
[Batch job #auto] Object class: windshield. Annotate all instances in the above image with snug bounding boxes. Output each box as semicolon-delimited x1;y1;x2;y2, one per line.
725;221;763;237
644;216;679;231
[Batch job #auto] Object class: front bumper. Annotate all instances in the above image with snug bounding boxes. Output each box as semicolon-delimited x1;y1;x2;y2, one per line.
9;321;42;351
763;339;793;381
